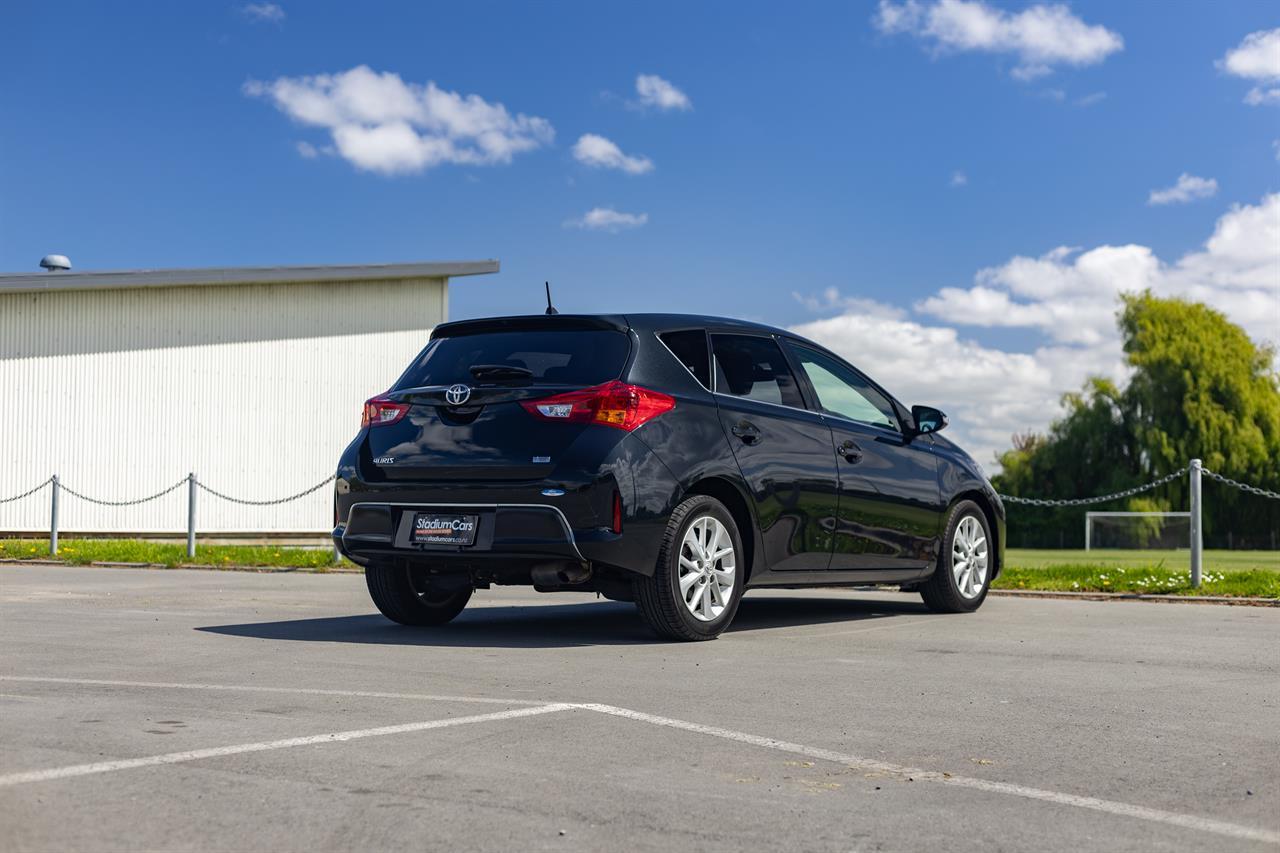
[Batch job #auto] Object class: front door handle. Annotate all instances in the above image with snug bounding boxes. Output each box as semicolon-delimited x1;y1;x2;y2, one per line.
838;439;863;463
731;420;761;445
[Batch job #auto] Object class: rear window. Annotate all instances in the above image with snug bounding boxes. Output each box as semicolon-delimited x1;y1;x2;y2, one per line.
394;330;631;389
711;334;805;408
658;330;711;389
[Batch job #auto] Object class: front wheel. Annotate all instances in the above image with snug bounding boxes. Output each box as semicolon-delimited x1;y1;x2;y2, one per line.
634;495;745;641
920;501;993;613
365;564;472;626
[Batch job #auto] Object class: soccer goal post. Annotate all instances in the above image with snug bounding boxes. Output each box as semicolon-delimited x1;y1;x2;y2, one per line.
1084;511;1192;551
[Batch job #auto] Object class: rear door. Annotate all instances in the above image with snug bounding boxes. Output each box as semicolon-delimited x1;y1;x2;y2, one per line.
710;333;839;572
783;340;943;570
364;323;632;481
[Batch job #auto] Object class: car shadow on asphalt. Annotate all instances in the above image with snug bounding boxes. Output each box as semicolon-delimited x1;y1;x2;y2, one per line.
196;594;929;649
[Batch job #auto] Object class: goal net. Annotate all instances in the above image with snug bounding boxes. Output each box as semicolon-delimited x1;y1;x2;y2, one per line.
1085;512;1191;550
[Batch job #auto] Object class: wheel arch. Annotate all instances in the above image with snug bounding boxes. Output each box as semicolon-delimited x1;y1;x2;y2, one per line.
682;476;759;583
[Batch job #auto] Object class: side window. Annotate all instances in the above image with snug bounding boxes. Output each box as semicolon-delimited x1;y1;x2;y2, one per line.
658;330;711;390
710;334;805;408
787;343;899;430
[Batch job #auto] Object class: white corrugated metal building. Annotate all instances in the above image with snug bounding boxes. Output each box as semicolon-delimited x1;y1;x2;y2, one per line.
0;260;497;535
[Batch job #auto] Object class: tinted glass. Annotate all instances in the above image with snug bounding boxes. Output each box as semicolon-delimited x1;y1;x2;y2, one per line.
788;343;898;430
711;334;804;408
394;330;630;389
658;330;711;389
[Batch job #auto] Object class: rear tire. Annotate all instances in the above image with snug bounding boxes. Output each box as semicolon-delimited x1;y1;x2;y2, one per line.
634;495;744;641
920;500;992;613
365;564;472;626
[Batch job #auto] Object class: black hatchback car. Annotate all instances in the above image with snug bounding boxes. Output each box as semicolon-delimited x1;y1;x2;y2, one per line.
334;313;1004;640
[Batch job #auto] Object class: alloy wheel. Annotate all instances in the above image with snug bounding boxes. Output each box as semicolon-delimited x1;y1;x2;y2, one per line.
678;515;736;622
951;514;989;599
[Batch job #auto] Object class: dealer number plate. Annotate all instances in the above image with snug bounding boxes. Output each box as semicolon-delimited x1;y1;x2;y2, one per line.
411;513;479;546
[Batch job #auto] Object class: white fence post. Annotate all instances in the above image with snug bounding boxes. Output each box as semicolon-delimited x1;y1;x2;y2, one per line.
50;475;60;556
187;473;197;559
1189;459;1202;588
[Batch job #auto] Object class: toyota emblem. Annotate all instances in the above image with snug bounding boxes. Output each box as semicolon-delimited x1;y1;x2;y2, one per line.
444;383;472;406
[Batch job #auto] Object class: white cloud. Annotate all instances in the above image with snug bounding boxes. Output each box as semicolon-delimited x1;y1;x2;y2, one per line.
792;287;907;320
1244;86;1280;106
795;194;1280;467
1075;91;1106;107
917;194;1280;346
792;311;1124;468
950;170;968;187
565;207;649;233
1147;173;1218;206
1273;139;1280;161
245;66;554;175
874;0;1123;79
635;74;692;111
572;134;654;174
295;140;318;158
242;3;284;23
1219;28;1280;79
1219;28;1280;106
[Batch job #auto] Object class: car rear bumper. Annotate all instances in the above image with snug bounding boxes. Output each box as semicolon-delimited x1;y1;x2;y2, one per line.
334;500;642;573
338;501;584;562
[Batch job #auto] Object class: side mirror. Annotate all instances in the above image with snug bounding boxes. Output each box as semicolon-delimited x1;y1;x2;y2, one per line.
911;405;947;435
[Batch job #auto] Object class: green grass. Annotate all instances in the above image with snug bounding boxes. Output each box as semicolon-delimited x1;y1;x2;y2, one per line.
0;539;348;569
1006;548;1279;572
999;548;1280;598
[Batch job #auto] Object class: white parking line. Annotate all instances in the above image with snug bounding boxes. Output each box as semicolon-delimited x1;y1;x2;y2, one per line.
0;704;573;788
5;677;1276;845
580;704;1280;846
0;676;547;706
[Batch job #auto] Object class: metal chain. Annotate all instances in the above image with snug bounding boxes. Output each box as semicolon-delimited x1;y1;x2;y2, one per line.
0;477;53;504
195;475;335;506
59;477;190;507
1201;467;1280;501
998;467;1189;507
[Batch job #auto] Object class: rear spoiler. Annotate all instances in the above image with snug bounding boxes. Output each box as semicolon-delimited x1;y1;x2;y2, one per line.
432;314;629;338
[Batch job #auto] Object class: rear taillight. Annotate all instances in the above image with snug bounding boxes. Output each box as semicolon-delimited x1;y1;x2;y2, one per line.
361;396;409;428
520;381;675;431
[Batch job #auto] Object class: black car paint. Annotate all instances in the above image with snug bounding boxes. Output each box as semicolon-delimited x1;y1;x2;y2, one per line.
333;313;1006;593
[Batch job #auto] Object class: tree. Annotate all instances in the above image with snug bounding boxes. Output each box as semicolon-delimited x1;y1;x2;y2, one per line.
993;293;1280;548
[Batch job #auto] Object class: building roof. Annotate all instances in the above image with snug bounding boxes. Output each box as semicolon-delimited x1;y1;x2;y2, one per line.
0;260;499;295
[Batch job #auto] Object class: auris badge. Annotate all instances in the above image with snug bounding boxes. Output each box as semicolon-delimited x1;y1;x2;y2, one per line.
445;383;471;406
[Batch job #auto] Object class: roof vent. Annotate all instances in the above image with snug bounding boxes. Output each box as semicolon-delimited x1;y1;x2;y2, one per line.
40;254;72;272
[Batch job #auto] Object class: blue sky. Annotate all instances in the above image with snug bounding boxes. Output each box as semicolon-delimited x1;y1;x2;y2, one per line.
3;0;1278;463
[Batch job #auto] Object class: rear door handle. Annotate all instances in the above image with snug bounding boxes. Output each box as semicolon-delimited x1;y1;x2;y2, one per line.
731;420;761;445
838;439;863;463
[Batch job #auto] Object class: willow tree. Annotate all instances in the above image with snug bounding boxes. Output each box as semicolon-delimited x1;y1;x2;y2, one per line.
993;293;1280;548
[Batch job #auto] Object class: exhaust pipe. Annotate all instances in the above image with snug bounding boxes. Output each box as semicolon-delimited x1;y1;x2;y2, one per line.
531;561;592;591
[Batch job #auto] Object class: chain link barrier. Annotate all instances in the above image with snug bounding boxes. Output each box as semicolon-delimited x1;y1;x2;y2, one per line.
58;477;190;507
194;475;336;506
1;475;335;508
1201;467;1280;501
0;478;53;504
4;466;1278;513
997;467;1189;507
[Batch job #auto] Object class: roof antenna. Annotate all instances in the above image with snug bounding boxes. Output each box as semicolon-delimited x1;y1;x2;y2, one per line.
544;281;558;315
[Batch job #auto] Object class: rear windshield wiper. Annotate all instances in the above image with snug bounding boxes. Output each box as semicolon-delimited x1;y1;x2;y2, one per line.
469;364;534;382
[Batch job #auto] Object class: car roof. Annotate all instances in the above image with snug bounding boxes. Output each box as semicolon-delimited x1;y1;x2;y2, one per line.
430;311;908;415
433;312;797;340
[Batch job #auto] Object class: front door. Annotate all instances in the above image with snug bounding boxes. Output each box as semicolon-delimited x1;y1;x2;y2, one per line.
783;341;944;570
710;333;839;572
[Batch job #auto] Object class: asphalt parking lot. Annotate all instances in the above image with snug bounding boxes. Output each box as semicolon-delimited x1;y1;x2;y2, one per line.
1;564;1277;852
